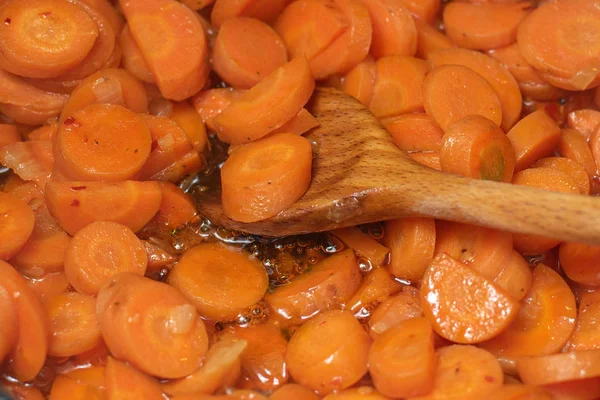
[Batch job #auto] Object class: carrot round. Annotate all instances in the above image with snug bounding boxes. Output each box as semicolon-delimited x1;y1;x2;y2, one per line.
331;226;390;267
0;285;17;365
97;273;209;379
518;350;600;386
343;57;376;106
564;290;600;351
409;152;441;171
368;317;435;397
213;17;287;89
559;242;600;287
422;65;502;131
383;113;444;153
440;115;515;182
168;242;268;321
105;357;165;400
148;181;197;229
532;157;590;195
346;268;401;314
44;292;101;357
119;24;154;83
367;287;422;339
0;192;35;260
45;180;162;235
401;0;439;23
24;272;71;303
488;385;552;400
559;128;598;180
192;88;244;132
213;57;315;144
362;0;417;58
0;124;20;148
120;0;209;100
220;133;312;222
415;19;453;60
49;366;106;400
493;250;532;302
567;109;600;142
269;107;319;136
287;310;370;395
211;0;291;29
1;381;45;400
64;221;148;295
0;0;99;79
270;384;319;400
170;101;208;153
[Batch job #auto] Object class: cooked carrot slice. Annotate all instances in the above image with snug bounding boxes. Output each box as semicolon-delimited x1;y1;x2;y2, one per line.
97;273;209;379
270;384;319;400
213;17;287;89
368;317;435;398
401;0;439;22
169;243;267;321
343;57;376;106
492;250;532;302
428;48;523;131
518;350;600;386
45;180;162;235
421;254;518;343
346;268;401;315
105;357;165;400
0;140;54;188
383;113;444;153
211;0;291;28
409;152;441;171
64;221;147;295
44;292;101;357
559;128;598;179
368;56;428;118
0;103;58;125
143;240;176;273
440;115;515;182
507;109;561;171
27;123;57;141
564;290;600;351
120;0;209;100
162;337;246;396
559;242;600;287
269;108;319;136
150;147;203;183
170;101;208;153
192;88;244;132
266;249;361;325
330;227;389;267
367;286;422;339
49;367;106;400
24;272;71;303
287;310;370;395
79;0;124;34
480;264;576;357
1;381;45;400
532;157;590;195
415;19;453;60
543;376;600;400
362;0;416;58
488;384;552;400
0;285;17;365
214;57;314;144
0;0;99;79
567;109;600;141
147;181;197;229
0;260;49;382
0;192;34;260
443;2;529;50
221;133;312;222
519;81;566;102
119;24;154;83
422;65;502;131
0;124;19;148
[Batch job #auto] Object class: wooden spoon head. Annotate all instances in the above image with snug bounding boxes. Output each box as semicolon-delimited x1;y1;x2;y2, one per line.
193;86;422;236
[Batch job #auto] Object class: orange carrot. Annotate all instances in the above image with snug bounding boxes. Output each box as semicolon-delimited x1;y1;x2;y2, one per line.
49;367;106;400
362;0;417;58
24;272;71;303
168;242;268;321
543;377;600;400
383;113;444;153
0;140;54;188
119;24;154;83
0;192;35;260
564;290;600;351
147;181;197;229
488;384;552;400
270;384;320;400
0;285;17;365
269;108;319;136
27;123;57;141
409;152;441;171
45;180;162;235
532;157;591;195
143;240;177;273
367;286;422;339
422;65;502;131
79;0;125;34
493;250;532;302
559;242;600;287
330;226;389;266
345;268;401;315
518;350;600;386
559;128;598;180
120;0;209;100
414;19;453;60
170;101;209;153
567;109;600;141
1;381;45;400
220;133;312;222
192;88;244;132
64;221;148;295
0;124;20;148
343;57;376;106
211;0;291;28
105;357;165;400
400;0;439;23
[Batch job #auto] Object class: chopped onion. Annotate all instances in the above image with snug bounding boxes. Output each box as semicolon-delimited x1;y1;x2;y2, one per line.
570;64;600;90
92;77;126;106
149;98;173;117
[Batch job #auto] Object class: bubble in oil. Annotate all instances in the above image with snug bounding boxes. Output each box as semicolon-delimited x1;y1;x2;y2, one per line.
358;257;373;273
308;256;319;265
367;223;384;240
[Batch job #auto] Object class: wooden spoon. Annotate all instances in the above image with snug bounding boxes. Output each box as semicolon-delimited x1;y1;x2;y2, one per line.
195;87;600;244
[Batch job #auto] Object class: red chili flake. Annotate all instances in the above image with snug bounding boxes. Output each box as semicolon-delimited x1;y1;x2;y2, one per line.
63;116;80;127
71;199;80;207
484;376;495;383
70;185;87;191
4;18;10;25
151;140;159;151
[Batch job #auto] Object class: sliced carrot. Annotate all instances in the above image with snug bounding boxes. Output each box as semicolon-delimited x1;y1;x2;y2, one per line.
559;128;598;179
532;157;590;195
221;133;312;222
270;384;320;400
0;124;20;148
44;292;101;357
421;254;518;344
143;240;177;273
169;243;268;321
434;220;513;282
119;24;154;83
0;140;54;188
192;88;244;132
170;101;208;153
493;250;532;302
0;192;35;260
266;249;361;325
45;180;162;235
383;113;444;153
214;57;314;144
97;273;209;379
564;290;600;351
213;17;287;89
422;65;502;131
559;242;600;287
480;264;576;357
105;357;165;400
543;377;600;400
211;0;291;28
488;384;552;400
0;260;49;382
362;0;417;58
400;0;439;23
120;0;209;100
428;48;523;131
518;350;600;386
27;123;57;141
415;20;454;60
330;226;389;267
409;152;441;171
0;0;99;79
346;268;401;315
148;181;197;229
149;147;203;182
64;221;148;295
343;57;376;106
1;381;45;400
287;310;370;395
269;108;319;136
162;337;246;396
368;286;422;339
440;115;515;182
24;272;71;303
79;0;125;34
567;109;600;141
0;103;58;125
368;56;428;118
519;81;566;102
507;109;561;171
0;285;17;365
487;44;556;92
48;367;106;400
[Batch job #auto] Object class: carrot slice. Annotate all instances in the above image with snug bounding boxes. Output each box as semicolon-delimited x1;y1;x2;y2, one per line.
440;115;515;182
368;56;428;118
330;227;389;267
0;0;99;79
362;0;416;58
488;384;552;400
170;101;208;153
147;181;197;229
559;128;598;179
214;57;314;144
269;108;319;136
0;192;35;260
105;357;165;400
0;285;17;365
0;140;54;188
1;381;45;400
368;317;435;398
143;240;177;273
421;254;518;344
422;65;502;131
559;242;600;287
543;377;600;400
493;250;532;302
400;0;439;23
270;384;320;400
368;286;422;339
211;0;291;28
507;109;561;171
191;88;244;132
428;48;523;131
518;350;600;386
564;290;600;351
119;24;154;83
415;20;454;60
44;292;101;357
120;0;209;100
97;273;209;379
0;124;20;148
346;268;401;315
27;123;57;141
383;113;444;153
221;133;312;222
443;2;530;50
343;57;376;106
567;109;600;141
409;152;441;171
213;17;287;89
149;147;203;183
24;272;71;303
266;249;361;325
0;260;49;382
532;157;590;195
49;367;106;400
79;0;124;34
480;264;576;357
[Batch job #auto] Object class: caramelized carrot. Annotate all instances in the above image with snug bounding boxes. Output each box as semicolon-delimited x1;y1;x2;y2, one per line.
409;152;441;171
0;124;20;148
143;240;177;273
330;227;389;266
488;384;552;400
543;377;600;400
567;109;600;141
0;285;17;365
148;181;197;229
532;157;590;195
1;381;45;400
49;366;106;400
0;192;35;260
45;180;162;235
346;268;401;315
362;0;417;58
559;242;600;287
493;251;532;302
415;19;453;60
401;0;439;23
24;272;71;303
192;88;244;132
383;113;444;153
343;57;376;106
170;101;208;153
518;350;600;386
119;25;154;83
269;108;319;136
368;286;422;339
564;290;600;351
79;0;125;34
211;0;291;28
105;357;165;400
270;384;319;400
559;128;598;180
27;123;57;141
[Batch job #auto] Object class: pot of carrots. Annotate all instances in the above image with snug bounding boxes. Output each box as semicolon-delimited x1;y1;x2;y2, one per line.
1;0;600;399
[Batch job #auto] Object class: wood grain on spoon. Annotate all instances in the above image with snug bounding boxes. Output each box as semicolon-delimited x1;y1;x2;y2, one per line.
195;87;600;244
